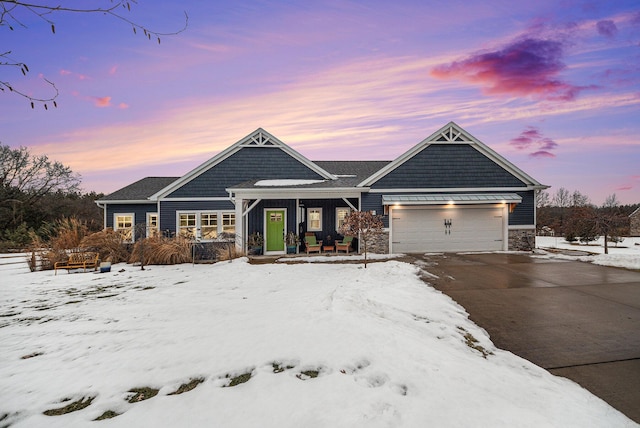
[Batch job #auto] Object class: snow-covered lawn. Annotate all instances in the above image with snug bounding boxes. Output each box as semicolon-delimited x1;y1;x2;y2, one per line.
536;236;640;270
1;257;636;427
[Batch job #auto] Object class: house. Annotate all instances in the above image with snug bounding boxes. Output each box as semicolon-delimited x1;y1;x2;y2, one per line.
630;207;640;237
96;122;548;254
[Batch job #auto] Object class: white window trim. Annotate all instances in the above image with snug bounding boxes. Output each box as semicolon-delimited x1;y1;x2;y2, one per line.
336;207;351;231
114;213;135;243
146;212;159;238
307;207;322;231
176;210;236;242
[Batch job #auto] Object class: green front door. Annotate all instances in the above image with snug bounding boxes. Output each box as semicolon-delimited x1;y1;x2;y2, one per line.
266;210;285;253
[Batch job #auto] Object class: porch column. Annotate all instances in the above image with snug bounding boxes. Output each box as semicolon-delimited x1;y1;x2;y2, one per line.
235;197;244;253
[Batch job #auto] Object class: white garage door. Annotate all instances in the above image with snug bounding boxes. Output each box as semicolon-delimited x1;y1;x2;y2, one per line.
391;205;505;253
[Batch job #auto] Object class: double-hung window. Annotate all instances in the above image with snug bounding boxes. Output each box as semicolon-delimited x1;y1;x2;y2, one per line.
114;213;134;243
222;213;236;234
201;213;218;240
147;213;159;238
178;213;197;240
307;208;322;231
336;207;351;231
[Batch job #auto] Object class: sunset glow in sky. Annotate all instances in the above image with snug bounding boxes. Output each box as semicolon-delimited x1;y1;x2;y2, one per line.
1;0;639;205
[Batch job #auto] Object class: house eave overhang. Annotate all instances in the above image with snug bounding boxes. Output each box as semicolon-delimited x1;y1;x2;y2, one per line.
95;199;155;204
369;186;542;193
228;186;367;200
382;193;522;205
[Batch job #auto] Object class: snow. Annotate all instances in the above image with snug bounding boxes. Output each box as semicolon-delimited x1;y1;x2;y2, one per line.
1;256;637;427
254;179;325;186
536;236;640;270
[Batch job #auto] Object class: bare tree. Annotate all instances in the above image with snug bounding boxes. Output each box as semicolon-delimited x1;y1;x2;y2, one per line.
339;210;384;268
596;194;626;254
571;190;590;207
1;0;188;108
553;187;571;208
1;145;80;228
536;190;550;208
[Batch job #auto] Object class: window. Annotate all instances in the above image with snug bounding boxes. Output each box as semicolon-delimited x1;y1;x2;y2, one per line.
336;207;351;231
222;213;236;234
147;213;159;238
114;214;134;243
201;213;217;240
178;213;197;240
177;211;235;241
307;208;322;231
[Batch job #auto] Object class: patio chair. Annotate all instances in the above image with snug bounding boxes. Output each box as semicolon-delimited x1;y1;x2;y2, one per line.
304;235;322;254
335;236;354;253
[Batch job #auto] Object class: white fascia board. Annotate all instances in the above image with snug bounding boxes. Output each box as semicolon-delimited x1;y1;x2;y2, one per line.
159;197;232;202
358;121;458;187
358;121;549;189
98;200;156;204
229;188;364;200
150;144;244;200
151;128;337;200
467;140;545;187
368;187;537;193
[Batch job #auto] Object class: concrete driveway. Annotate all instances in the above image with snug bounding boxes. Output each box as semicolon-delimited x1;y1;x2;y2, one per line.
413;252;640;424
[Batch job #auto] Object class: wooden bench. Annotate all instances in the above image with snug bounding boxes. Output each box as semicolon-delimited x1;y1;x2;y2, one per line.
54;252;100;275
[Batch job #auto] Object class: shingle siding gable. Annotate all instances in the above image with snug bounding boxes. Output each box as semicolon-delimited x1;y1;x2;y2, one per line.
167;147;326;198
371;144;526;189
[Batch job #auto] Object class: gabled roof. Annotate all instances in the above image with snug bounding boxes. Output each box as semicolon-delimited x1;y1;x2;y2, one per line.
98;177;179;202
151;128;337;200
358;121;547;189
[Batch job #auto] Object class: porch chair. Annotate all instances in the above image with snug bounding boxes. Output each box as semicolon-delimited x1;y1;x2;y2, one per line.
335;236;354;253
304;235;322;254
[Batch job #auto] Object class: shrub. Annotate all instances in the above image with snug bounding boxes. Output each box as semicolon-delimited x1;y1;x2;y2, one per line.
81;228;131;263
129;236;192;265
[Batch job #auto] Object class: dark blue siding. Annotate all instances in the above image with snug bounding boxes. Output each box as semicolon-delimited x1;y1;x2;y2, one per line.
168;147;325;198
361;193;388;227
371;144;526;189
160;200;235;235
246;199;298;237
509;190;535;225
106;203;157;241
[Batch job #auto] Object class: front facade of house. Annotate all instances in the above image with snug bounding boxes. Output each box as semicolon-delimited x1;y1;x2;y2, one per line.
97;122;547;254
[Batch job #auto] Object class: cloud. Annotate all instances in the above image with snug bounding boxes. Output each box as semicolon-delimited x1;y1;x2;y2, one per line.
93;96;112;108
431;38;592;101
509;126;558;157
60;69;90;80
596;20;618;38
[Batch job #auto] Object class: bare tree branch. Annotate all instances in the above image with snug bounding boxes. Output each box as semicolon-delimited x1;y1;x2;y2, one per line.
1;1;188;107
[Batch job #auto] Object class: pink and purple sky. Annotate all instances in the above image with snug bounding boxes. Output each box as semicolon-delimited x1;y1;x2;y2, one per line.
1;0;639;205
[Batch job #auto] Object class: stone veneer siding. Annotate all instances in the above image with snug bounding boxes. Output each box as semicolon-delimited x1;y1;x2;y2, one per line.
508;229;536;251
630;211;640;237
365;231;390;254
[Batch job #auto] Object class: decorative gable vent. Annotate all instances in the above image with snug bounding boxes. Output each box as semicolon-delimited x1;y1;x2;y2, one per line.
243;131;277;146
435;126;469;142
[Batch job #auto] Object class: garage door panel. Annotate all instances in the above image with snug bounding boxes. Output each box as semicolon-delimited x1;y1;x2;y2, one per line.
392;206;504;253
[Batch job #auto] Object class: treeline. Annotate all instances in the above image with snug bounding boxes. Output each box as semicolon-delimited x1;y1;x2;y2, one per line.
536;188;639;252
1;145;103;251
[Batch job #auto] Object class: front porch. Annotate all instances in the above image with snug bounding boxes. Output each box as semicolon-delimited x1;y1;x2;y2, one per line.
233;196;361;256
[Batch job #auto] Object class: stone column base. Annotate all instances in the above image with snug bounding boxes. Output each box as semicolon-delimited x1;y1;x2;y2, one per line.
508;229;536;251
